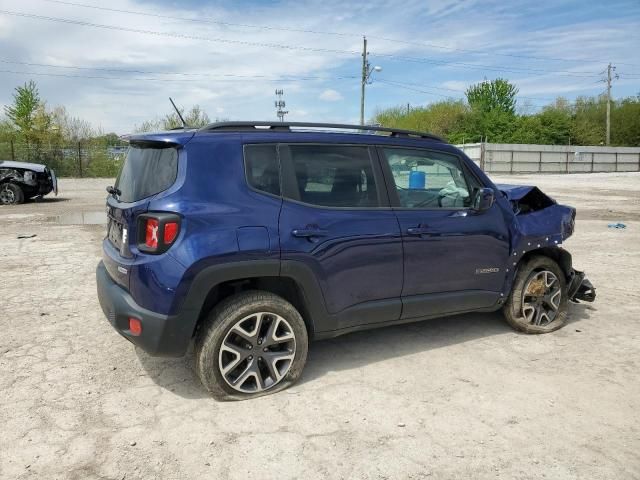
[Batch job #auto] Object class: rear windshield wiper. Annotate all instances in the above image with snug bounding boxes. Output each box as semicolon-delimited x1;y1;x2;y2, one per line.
106;186;121;197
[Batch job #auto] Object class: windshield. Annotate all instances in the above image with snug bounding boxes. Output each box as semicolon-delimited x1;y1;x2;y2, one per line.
114;146;178;203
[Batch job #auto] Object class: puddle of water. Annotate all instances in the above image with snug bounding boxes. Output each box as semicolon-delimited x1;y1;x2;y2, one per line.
48;211;107;225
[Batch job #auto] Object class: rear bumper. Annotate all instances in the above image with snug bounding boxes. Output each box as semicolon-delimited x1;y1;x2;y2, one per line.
567;269;596;303
96;261;193;357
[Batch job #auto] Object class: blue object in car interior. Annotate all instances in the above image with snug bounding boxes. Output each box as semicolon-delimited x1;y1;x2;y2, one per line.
409;170;426;189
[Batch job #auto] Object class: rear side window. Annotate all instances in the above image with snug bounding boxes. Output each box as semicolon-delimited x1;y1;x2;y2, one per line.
115;146;178;203
281;145;381;208
244;144;280;196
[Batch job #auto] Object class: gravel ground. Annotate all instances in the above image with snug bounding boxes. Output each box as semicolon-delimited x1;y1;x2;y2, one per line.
0;174;639;480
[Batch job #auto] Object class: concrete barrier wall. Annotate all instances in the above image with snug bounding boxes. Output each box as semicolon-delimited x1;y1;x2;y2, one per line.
456;143;640;174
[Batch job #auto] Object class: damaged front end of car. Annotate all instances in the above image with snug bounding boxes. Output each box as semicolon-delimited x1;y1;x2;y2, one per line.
0;160;58;205
497;183;596;304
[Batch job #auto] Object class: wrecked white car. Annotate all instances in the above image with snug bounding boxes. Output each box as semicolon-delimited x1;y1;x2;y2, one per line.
0;160;58;205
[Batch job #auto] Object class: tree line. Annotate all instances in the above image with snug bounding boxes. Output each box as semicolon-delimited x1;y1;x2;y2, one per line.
374;78;640;146
0;81;213;175
1;79;638;177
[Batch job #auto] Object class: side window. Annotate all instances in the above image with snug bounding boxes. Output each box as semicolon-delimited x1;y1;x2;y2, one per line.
382;148;479;209
244;144;280;196
282;145;381;208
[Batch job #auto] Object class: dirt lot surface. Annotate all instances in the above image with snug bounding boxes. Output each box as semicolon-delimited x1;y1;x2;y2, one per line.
1;174;639;479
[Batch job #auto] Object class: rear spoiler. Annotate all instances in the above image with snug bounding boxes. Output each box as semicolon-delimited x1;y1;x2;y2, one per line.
121;130;196;147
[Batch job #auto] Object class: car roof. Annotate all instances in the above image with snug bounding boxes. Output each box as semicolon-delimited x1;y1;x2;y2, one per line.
125;122;447;147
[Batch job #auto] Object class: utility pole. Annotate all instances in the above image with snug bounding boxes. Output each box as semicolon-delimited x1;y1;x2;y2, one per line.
359;37;383;126
360;36;368;126
275;89;288;122
605;63;618;145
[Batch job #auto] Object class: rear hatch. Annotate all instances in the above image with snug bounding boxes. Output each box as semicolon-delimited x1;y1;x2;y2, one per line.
104;138;185;288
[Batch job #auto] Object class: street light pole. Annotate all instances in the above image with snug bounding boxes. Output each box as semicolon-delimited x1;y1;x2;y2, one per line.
360;36;368;126
359;36;382;126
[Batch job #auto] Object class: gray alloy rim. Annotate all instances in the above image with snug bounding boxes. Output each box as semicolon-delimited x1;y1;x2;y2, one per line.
218;312;296;393
0;185;16;204
521;270;562;327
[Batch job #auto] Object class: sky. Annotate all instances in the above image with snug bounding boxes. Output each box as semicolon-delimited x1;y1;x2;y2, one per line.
0;0;639;134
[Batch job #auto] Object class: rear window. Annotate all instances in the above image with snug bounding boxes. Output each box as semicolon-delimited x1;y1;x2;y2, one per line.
115;146;178;202
282;144;381;208
244;144;280;196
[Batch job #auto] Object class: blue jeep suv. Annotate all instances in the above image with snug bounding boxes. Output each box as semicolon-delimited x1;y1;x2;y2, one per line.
97;122;595;400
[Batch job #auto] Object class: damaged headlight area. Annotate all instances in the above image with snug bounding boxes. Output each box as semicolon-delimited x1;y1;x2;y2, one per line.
497;183;596;304
497;184;556;215
0;160;58;205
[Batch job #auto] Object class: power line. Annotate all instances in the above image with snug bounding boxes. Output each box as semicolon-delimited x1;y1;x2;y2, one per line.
369;53;602;78
377;79;591;109
40;0;358;38
0;9;610;79
377;78;558;101
0;10;360;56
0;59;358;81
0;68;357;84
364;36;640;68
1;57;608;106
375;79;463;99
38;0;640;69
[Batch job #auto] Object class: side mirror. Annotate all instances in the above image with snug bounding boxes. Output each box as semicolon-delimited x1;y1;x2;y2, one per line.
473;187;495;212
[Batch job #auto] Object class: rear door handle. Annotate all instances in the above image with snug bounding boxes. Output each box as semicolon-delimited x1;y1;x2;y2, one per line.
407;226;430;236
292;228;329;238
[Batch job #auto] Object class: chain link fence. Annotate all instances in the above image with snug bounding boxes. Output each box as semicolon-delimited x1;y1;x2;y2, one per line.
0;141;128;177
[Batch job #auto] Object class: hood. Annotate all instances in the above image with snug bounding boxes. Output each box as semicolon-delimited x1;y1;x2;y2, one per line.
495;184;550;202
0;160;48;173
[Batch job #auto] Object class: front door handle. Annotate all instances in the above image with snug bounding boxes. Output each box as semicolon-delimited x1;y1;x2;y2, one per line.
407;226;430;236
292;228;329;238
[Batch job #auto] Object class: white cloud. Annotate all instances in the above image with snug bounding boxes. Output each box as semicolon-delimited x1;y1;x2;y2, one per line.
441;80;470;91
319;89;343;101
0;0;637;133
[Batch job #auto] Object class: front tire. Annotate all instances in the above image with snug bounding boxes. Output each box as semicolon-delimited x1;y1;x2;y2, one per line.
503;256;568;334
195;290;309;400
0;183;25;205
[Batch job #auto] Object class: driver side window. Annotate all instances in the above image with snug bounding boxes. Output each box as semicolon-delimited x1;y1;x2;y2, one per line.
382;148;477;209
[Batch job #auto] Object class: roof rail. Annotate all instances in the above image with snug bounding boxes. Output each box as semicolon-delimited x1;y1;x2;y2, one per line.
198;121;445;142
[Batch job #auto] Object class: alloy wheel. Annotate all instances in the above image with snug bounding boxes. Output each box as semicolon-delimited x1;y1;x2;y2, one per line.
218;312;296;393
0;185;16;204
521;270;562;327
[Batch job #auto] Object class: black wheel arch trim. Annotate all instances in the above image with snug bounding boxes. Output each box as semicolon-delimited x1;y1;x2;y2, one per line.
179;259;329;341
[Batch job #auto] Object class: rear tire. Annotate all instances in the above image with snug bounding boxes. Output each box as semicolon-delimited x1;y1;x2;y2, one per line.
0;183;25;205
503;256;568;334
195;290;309;400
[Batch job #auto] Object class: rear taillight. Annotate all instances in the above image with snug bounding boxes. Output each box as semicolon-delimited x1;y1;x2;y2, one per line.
164;221;179;244
137;213;181;254
145;218;159;249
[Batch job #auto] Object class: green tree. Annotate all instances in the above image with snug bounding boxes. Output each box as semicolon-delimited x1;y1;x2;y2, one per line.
4;80;42;141
373;99;468;140
611;96;640;146
465;78;519;115
136;105;211;132
572;96;605;145
52;105;95;142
